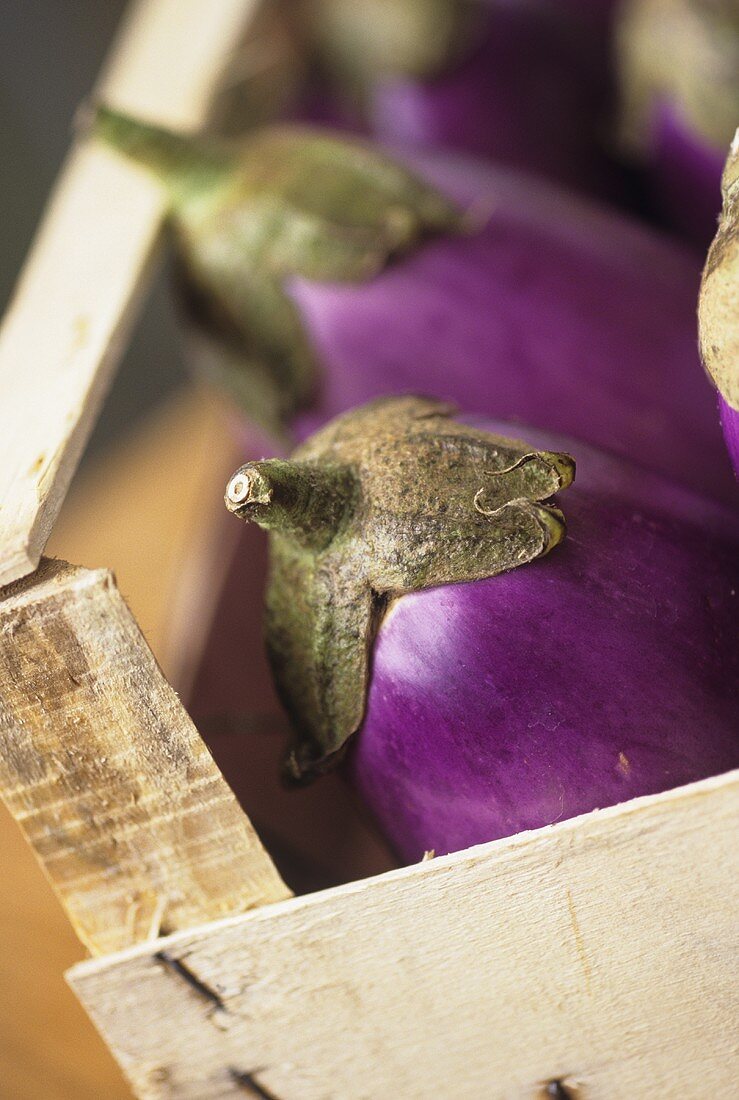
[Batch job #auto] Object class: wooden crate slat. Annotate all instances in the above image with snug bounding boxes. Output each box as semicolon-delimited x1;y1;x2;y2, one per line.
70;770;739;1099
0;559;290;957
0;0;260;589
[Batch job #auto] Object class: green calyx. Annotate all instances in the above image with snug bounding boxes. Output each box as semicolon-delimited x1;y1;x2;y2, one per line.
225;396;575;783
92;106;464;437
616;0;739;155
699;134;739;410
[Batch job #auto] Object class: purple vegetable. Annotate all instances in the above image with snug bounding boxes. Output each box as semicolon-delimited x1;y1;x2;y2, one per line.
650;101;728;249
699;133;739;478
345;418;739;860
615;0;739;249
289;152;735;504
300;0;620;195
94;111;735;503
366;1;618;194
225;397;576;781
216;399;738;861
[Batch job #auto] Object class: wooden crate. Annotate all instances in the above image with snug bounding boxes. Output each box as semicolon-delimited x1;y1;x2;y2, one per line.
0;2;737;1097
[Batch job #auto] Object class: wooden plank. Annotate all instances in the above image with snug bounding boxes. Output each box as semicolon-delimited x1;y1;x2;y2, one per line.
0;0;261;589
71;770;739;1099
0;559;290;958
0;387;239;1100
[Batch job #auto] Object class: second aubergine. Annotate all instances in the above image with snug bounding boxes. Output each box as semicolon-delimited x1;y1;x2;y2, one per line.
95;109;735;503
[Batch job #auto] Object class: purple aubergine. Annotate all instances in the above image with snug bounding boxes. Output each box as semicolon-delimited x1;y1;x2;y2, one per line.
719;397;739;477
222;398;739;860
615;0;739;249
345;418;739;860
93;109;736;504
224;396;576;781
286;149;736;504
302;0;620;194
699;132;739;477
368;5;617;195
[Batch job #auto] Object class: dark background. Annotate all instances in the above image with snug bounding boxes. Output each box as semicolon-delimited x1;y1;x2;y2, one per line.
1;0;185;456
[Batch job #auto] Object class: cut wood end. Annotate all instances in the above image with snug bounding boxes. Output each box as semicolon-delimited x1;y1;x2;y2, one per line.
0;557;111;611
0;550;290;955
0;543;40;593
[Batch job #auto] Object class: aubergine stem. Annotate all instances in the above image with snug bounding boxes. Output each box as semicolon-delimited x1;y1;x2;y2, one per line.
92;105;465;437
224;396;575;783
700;131;739;412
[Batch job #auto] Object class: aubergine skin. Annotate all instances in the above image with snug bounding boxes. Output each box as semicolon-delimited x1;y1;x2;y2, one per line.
649;101;727;250
94;109;736;503
368;2;618;195
316;0;620;195
289;155;736;504
720;397;739;477
345;420;739;862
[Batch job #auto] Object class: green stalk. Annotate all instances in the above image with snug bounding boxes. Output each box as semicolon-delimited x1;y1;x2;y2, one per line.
225;396;575;782
91;105;464;438
94;105;233;207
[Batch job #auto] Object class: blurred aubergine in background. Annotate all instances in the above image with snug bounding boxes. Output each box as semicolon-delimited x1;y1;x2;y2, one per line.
95;111;736;505
214;0;739;246
294;0;622;196
615;0;739;249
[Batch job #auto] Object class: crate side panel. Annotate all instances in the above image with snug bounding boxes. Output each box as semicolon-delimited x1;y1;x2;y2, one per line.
71;769;739;1099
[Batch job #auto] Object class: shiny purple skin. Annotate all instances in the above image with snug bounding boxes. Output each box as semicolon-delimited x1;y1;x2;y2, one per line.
650;100;725;250
368;3;617;194
345;421;739;862
288;152;736;505
719;395;739;479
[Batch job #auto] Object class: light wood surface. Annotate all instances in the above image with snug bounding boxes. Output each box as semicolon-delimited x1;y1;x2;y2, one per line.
0;0;260;589
0;387;393;1100
0;559;289;957
0;386;243;1100
71;769;739;1099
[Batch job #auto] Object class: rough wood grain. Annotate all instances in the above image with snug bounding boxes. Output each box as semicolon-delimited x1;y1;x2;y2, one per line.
71;770;739;1100
0;389;241;1100
0;559;289;957
0;0;260;589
